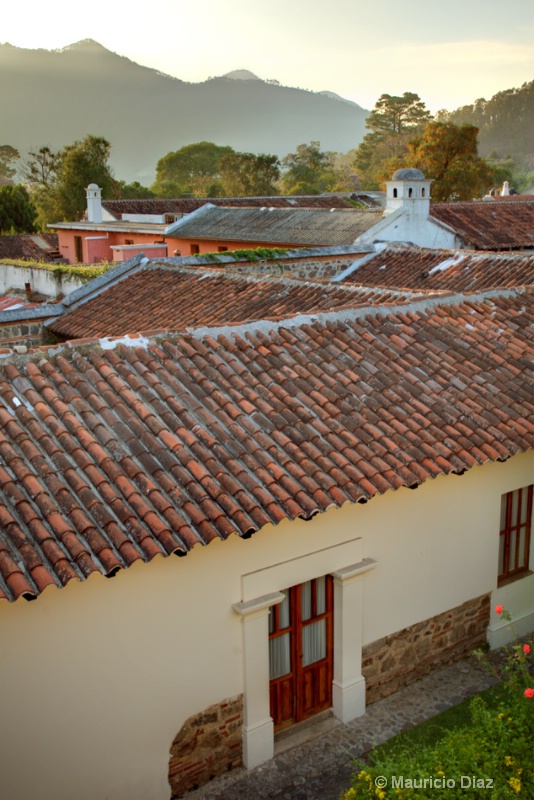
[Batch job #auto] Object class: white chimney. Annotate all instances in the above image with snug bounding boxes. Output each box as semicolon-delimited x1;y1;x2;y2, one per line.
502;181;510;197
86;183;103;223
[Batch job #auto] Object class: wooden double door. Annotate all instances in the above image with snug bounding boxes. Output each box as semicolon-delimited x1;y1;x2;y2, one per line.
268;576;333;730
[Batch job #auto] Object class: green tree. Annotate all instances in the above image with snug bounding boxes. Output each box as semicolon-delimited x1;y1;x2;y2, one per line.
280;141;338;194
353;93;432;189
53;135;115;220
405;122;496;200
0;145;20;186
152;142;234;197
366;92;432;136
219;152;280;196
116;180;156;199
0;185;37;233
22;146;61;189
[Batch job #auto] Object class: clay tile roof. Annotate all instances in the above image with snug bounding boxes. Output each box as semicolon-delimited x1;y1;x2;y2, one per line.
430;200;534;250
165;205;383;246
102;195;355;219
1;289;533;601
47;265;421;340
0;233;60;262
339;245;534;291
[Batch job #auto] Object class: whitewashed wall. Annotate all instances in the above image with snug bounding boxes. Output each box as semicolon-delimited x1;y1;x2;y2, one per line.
0;450;531;800
0;263;85;298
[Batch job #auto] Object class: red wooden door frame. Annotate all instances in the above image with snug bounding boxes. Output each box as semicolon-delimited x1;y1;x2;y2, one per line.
269;576;333;730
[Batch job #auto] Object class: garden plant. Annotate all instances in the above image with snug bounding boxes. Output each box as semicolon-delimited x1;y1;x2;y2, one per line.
341;607;533;798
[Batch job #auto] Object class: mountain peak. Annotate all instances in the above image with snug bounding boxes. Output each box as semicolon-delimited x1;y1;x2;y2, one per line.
222;69;262;81
60;39;109;53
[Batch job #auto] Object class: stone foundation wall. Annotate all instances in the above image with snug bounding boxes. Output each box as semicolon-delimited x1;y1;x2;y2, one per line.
168;694;243;798
0;320;46;348
363;594;491;704
227;254;362;280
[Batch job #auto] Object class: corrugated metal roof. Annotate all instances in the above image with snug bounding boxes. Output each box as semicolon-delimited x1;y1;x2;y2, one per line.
166;204;383;246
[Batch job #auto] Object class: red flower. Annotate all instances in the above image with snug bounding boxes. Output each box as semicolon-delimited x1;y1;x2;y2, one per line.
524;688;534;699
523;644;531;655
495;605;503;615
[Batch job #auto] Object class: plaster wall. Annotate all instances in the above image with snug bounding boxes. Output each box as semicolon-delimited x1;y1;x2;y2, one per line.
377;208;456;249
0;263;84;298
0;451;532;800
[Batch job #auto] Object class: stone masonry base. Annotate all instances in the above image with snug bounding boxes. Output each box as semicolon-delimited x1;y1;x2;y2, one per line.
169;694;243;798
362;593;491;704
168;595;490;796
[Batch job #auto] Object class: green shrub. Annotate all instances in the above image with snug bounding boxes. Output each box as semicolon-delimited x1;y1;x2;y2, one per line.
342;609;533;799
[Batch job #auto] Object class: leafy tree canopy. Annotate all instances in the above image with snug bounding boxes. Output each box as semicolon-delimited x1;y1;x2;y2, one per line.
0;145;20;186
0;184;37;234
405;122;495;201
53;135;115;220
116;180;156;199
22;146;61;189
152;142;234;197
353;93;432;189
366;92;432;136
280;141;338;195
23;135;115;227
219;152;280;196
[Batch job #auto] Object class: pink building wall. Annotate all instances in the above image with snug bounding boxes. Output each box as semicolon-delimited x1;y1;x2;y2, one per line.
56;228;304;264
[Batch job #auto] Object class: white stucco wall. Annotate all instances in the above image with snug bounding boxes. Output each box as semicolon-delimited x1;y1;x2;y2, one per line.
0;451;532;800
0;264;85;299
357;206;458;249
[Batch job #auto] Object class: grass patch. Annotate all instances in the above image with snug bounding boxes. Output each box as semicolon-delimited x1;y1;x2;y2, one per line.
372;682;506;758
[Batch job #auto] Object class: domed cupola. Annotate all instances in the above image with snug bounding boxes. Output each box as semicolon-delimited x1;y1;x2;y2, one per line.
385;168;432;215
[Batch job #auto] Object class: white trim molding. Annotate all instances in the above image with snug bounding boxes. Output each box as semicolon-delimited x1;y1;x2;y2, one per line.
233;540;377;768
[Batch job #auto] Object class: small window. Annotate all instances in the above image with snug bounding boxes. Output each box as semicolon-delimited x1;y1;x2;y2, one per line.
190;244;200;255
422;188;426;197
165;214;175;224
408;187;413;198
218;246;228;252
393;188;398;198
498;485;532;584
124;239;134;245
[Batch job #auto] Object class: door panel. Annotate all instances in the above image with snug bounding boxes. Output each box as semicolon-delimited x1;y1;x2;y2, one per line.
269;576;333;730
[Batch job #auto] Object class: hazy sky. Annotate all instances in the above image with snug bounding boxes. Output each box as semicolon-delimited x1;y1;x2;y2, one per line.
3;0;533;112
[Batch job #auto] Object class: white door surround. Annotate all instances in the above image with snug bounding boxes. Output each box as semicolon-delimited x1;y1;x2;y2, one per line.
233;538;377;768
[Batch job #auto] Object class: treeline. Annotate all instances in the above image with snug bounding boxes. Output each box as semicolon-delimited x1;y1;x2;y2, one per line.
0;137;361;232
438;80;534;162
1;81;532;234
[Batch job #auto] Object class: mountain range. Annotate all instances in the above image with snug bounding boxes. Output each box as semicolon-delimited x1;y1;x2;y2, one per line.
0;40;369;184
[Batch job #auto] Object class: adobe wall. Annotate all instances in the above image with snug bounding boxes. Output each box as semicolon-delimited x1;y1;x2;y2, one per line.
168;695;243;798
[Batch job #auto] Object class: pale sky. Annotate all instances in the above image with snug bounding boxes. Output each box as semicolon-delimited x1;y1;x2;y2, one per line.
3;0;533;112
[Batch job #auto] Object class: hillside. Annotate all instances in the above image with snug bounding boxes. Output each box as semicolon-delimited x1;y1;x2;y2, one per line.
443;80;534;163
0;40;369;184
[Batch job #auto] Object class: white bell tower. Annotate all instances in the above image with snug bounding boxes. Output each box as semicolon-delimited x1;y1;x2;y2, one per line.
385;168;432;217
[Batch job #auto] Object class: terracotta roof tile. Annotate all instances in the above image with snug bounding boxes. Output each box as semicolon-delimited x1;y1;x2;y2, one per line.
0;288;533;600
340;245;534;290
47;264;421;341
0;233;60;262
